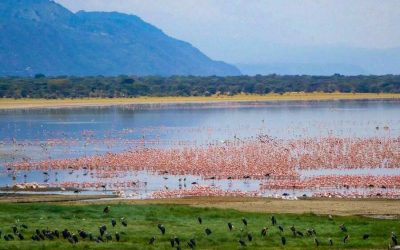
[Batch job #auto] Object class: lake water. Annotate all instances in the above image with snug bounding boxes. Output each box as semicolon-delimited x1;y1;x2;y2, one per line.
1;100;399;198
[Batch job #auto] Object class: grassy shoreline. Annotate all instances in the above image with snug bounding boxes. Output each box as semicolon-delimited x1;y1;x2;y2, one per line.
1;92;400;110
0;201;398;249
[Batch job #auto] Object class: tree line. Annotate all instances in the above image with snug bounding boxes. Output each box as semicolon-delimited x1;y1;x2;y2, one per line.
0;74;399;98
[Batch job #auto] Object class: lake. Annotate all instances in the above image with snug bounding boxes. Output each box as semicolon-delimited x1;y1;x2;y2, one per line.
1;100;399;198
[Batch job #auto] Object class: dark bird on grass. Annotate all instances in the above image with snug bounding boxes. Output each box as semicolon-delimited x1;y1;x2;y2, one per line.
170;238;175;247
103;206;110;214
247;233;253;241
314;238;319;247
312;228;317;236
290;225;296;236
363;234;369;240
198;217;202;224
12;225;18;234
176;246;182;250
296;231;304;237
72;234;79;243
21;224;28;229
88;233;93;241
340;224;347;232
111;219;116;227
31;235;40;241
0;229;2;238
3;235;10;241
205;228;212;236
157;224;166;235
54;230;59;238
79;230;88;239
115;232;120;242
17;233;24;240
174;236;180;246
239;239;246;246
228;222;233;231
278;225;284;233
391;235;398;245
271;216;277;226
242;218;248;226
96;236;104;243
281;236;286;245
261;227;268;237
62;229;71;239
189;238;196;247
38;233;45;240
121;218;128;227
187;240;195;249
343;234;349;243
99;226;106;237
329;238;333;246
68;236;75;244
149;236;156;244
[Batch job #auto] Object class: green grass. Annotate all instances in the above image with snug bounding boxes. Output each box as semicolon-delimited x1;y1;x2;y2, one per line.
0;203;398;249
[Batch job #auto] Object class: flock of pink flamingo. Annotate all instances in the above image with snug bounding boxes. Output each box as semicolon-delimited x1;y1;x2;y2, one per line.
5;134;399;199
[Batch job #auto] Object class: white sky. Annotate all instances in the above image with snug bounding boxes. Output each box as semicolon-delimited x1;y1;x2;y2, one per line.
55;0;400;63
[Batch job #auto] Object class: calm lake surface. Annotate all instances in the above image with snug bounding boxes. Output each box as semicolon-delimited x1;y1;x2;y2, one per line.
1;100;399;197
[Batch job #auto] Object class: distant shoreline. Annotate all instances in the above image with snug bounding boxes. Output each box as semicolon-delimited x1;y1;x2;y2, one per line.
1;93;400;110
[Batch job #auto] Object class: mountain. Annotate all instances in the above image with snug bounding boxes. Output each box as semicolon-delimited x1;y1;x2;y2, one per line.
0;0;240;76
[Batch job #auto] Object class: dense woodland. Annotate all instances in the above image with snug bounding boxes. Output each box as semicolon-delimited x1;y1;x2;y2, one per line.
0;74;399;98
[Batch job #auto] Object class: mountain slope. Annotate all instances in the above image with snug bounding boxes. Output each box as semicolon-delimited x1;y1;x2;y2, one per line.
0;0;240;76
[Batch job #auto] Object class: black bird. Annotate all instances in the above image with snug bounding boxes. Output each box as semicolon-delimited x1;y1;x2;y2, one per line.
121;218;128;227
363;233;369;240
38;233;44;240
187;240;195;249
111;219;117;227
31;235;40;241
312;228;317;236
189;238;196;247
228;222;233;231
99;227;106;237
170;238;175;247
157;224;166;235
174;236;180;246
343;234;349;243
21;224;28;229
281;236;286;245
198;217;202;224
290;225;296;236
68;236;75;244
106;233;112;241
247;233;253;241
96;236;104;243
149;236;156;244
79;230;88;239
239;239;246;246
261;227;268;237
278;225;284;233
17;233;24;240
339;224;347;232
7;234;14;240
314;238;319;247
205;228;212;236
271;215;277;226
329;238;333;246
392;234;398;245
62;229;71;239
54;230;59;238
88;233;93;241
242;218;248;226
296;231;304;237
176;246;182;250
12;225;18;235
72;234;79;243
103;206;110;214
3;235;10;241
115;232;120;242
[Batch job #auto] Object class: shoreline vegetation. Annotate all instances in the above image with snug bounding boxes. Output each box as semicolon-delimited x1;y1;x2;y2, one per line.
1;92;400;110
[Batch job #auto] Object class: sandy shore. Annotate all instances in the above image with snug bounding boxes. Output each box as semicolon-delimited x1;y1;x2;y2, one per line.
1;93;400;110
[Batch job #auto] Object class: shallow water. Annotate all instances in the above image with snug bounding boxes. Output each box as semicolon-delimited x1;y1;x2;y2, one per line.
1;100;399;197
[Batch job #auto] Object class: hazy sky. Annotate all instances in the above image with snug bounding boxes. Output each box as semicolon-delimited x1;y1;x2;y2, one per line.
55;0;400;64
